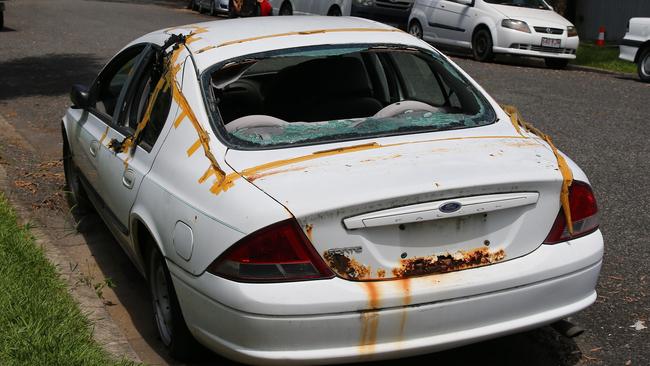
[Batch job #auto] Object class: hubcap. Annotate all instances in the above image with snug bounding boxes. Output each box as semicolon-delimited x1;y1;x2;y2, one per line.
152;262;173;346
476;36;487;55
642;53;650;77
409;24;422;39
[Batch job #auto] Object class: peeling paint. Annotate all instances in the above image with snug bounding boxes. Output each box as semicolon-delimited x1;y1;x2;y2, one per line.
305;224;313;241
392;247;506;278
324;252;371;280
324;247;505;281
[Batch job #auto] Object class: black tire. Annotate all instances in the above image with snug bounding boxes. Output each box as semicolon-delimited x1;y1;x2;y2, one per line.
408;20;423;40
0;11;4;30
637;47;650;83
327;5;342;16
472;28;494;62
192;0;199;11
279;1;292;15
228;0;236;17
187;0;194;10
545;58;569;69
147;246;198;361
209;0;216;15
62;126;92;214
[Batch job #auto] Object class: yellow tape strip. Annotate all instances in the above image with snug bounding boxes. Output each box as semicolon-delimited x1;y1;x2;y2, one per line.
502;105;574;234
186;138;202;157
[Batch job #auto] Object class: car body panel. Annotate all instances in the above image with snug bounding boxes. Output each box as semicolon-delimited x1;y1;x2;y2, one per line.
619;17;650;63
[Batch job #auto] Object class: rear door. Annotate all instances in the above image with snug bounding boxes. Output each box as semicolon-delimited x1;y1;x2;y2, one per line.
95;46;172;237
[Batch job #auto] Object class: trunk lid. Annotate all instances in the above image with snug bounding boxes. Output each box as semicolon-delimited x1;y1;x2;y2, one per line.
225;129;563;281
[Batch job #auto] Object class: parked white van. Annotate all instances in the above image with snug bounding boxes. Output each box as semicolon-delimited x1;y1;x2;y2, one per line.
270;0;351;16
408;0;579;68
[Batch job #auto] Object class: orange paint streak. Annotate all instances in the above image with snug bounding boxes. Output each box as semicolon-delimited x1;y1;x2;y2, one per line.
502;105;574;233
216;28;404;49
217;136;525;194
305;224;313;241
359;282;381;354
398;278;412;342
247;166;307;182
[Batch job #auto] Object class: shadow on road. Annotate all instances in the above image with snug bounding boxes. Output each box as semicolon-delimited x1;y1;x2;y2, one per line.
0;53;103;100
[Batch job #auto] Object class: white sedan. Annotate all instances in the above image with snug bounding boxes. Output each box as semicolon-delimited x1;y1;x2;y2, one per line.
62;16;602;365
408;0;579;68
619;17;650;82
270;0;350;16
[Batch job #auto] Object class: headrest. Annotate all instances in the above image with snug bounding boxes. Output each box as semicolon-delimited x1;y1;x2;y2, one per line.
276;57;372;97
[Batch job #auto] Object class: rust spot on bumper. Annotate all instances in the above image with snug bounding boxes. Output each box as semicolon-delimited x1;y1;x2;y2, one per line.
392;247;506;278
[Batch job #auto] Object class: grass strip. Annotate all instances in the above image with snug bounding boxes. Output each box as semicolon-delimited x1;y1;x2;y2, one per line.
0;193;135;366
574;43;637;74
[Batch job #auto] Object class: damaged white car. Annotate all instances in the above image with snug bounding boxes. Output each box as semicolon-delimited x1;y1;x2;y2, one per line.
62;16;603;365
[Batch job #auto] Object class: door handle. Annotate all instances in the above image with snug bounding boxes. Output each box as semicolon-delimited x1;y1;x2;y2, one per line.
122;169;135;189
89;141;100;157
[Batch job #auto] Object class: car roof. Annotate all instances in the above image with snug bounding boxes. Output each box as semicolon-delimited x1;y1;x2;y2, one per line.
130;16;433;72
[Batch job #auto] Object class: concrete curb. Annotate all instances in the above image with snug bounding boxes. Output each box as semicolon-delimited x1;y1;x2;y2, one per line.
0;115;141;364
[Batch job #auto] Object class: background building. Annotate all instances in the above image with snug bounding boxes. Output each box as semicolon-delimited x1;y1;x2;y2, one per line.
548;0;650;41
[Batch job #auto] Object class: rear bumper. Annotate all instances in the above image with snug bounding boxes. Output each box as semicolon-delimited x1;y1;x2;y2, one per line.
169;231;603;365
619;37;643;62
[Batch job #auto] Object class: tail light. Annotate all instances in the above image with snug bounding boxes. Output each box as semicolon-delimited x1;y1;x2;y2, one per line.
206;219;334;282
544;181;599;244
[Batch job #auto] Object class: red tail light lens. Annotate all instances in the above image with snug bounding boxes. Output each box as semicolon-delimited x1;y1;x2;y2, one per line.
206;219;334;282
544;181;599;244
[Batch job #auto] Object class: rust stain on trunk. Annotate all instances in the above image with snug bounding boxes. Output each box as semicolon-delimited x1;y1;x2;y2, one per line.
305;224;313;241
324;252;371;280
359;282;381;354
392;247;506;278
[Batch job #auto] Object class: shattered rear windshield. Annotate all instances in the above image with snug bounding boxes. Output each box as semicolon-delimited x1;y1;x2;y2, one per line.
203;44;496;149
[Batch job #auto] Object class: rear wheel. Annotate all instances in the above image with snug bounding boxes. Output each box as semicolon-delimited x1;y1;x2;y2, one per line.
327;5;342;16
148;246;198;360
472;28;494;62
209;0;216;15
545;58;569;69
638;47;650;82
228;0;236;17
279;1;292;15
408;20;423;40
62;127;91;214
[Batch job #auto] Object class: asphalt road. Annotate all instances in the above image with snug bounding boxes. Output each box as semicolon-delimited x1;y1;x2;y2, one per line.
0;1;648;365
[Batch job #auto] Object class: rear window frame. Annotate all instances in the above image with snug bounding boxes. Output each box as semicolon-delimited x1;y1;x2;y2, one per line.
200;43;497;151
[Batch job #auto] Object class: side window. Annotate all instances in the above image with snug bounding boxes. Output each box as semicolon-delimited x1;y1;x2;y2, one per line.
94;49;143;118
391;52;446;106
125;59;173;151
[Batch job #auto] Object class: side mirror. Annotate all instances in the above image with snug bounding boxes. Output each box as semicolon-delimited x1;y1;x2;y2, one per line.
70;84;91;109
457;0;475;6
